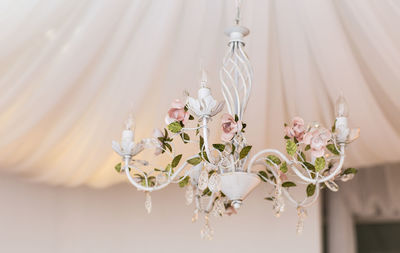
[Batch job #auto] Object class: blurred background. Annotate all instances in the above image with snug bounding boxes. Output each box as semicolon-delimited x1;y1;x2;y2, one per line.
0;0;399;252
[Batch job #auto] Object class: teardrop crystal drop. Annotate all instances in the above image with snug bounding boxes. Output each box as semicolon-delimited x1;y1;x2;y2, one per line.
185;186;194;205
272;186;285;217
200;215;214;240
296;206;308;235
145;192;152;214
198;170;209;191
192;209;199;223
208;173;221;193
325;180;339;192
212;198;225;217
341;173;354;182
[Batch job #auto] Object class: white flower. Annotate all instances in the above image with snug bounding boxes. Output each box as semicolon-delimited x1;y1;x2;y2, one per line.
186;87;224;118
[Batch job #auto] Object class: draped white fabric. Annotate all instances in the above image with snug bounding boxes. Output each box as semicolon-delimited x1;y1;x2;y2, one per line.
0;0;399;187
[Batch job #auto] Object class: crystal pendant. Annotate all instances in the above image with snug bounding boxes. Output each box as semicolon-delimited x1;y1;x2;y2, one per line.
341;173;354;182
208;173;221;193
296;206;308;234
185;186;194;205
145;192;152;214
324;180;339;192
272;186;285;217
200;215;214;240
212;198;225;217
192;208;199;223
156;173;168;185
198;170;209;191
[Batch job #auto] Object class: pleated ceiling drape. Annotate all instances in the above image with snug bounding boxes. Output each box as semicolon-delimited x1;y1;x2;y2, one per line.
0;0;399;187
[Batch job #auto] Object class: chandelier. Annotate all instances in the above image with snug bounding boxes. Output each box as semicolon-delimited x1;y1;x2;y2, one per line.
112;0;360;240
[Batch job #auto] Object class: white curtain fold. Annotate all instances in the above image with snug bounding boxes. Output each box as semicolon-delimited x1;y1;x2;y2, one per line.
0;0;399;187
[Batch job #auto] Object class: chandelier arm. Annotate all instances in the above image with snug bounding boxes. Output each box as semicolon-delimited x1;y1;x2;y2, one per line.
299;185;321;207
247;146;346;185
264;160;301;206
247;149;291;173
123;155;197;192
259;159;322;208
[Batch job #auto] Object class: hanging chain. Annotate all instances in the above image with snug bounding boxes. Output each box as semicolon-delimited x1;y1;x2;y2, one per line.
235;0;242;25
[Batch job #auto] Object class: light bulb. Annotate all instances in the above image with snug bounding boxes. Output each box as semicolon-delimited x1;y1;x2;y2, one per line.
335;94;349;117
125;114;135;130
200;68;208;88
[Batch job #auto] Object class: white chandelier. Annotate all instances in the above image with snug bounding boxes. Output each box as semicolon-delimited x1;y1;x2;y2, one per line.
112;1;360;240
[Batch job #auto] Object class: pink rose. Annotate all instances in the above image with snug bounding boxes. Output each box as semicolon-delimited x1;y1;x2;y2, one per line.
165;99;189;125
221;113;242;142
284;117;305;141
302;128;331;157
279;171;288;182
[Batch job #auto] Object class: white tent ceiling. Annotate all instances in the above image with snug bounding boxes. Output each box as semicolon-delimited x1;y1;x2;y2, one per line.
0;0;399;187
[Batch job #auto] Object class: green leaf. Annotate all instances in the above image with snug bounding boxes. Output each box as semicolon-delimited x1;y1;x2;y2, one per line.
171;154;182;168
315;157;326;172
342;168;358;175
201;151;210;163
212;144;225;152
331;119;336;132
202;188;212;196
286;139;297;156
187;157;202;166
189;115;194;120
168;122;182;133
164;142;172;153
280;162;288;173
179;176;190;187
303;162;315;171
305;144;311;151
181;133;190;143
234;114;239;122
266;155;281;166
326;144;340;155
114;163;121;173
196;124;200;136
258;171;268;182
297;151;306;162
199;135;204;150
282;181;297;188
165;164;172;174
264;197;274;201
242;123;247;129
239;145;252;159
284;135;290;140
306;184;316;197
231;144;236;155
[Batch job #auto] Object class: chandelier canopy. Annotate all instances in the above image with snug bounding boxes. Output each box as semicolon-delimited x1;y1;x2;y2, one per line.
112;0;359;240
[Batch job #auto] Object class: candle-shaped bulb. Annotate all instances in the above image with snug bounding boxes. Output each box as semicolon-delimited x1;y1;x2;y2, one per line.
125;115;135;130
200;68;208;88
335;94;349;117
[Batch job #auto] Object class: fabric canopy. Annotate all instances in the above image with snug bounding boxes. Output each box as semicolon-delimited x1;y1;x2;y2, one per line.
0;0;399;187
